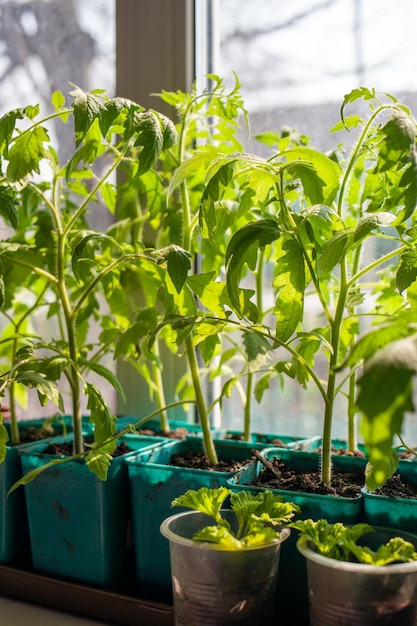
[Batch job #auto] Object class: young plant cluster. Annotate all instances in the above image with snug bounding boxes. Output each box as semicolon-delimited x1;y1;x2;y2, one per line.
292;518;417;565
172;486;300;549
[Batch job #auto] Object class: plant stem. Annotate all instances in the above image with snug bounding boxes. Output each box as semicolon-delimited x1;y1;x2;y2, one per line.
151;341;169;432
243;372;252;441
177;100;218;463
185;336;218;463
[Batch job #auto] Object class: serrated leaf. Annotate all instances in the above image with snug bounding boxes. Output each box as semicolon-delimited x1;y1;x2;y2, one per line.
340;87;376;127
70;86;103;146
85;449;112;481
283;147;342;205
273;238;305;342
153;244;191;293
226;219;280;320
172;487;231;518
71;233;113;282
397;248;417;293
128;110;177;176
357;337;417;488
187;273;230;317
85;382;117;445
318;230;353;276
79;358;125;400
15;371;64;411
364;450;398;492
242;329;271;362
99;97;140;136
0;108;25;155
0;186;18;229
346;322;411;368
7;126;50;184
354;212;396;242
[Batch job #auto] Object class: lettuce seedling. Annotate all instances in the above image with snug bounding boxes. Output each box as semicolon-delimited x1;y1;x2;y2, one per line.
292;519;417;565
171;486;300;549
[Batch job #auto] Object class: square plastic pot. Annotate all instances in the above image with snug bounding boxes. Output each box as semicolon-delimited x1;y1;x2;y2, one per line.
19;432;164;591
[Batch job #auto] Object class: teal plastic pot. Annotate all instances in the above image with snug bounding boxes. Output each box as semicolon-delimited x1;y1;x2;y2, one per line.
161;509;290;626
0;418;69;566
300;436;368;458
126;437;257;603
363;461;417;531
19;432;164;591
228;447;365;626
122;416;206;435
298;527;417;626
217;431;321;451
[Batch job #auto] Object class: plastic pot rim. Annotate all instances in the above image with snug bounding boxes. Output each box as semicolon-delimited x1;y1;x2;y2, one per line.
297;530;417;574
160;509;291;552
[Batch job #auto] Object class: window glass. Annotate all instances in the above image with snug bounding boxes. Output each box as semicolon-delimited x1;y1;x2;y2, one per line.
0;0;115;113
216;0;417;438
0;0;115;419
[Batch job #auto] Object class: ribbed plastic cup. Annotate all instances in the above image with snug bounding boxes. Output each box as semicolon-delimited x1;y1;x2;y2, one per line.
297;528;417;626
161;510;290;626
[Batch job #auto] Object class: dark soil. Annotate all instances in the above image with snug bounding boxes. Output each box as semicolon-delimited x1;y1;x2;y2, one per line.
311;445;366;458
373;473;417;500
397;448;417;460
250;454;364;498
224;433;295;449
8;424;58;446
42;439;133;458
168;449;248;473
138;426;190;440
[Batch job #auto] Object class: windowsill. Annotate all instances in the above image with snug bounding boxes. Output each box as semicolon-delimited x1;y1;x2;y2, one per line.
0;594;113;625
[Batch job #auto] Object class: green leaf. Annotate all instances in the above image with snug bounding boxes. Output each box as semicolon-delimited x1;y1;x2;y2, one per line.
397;248;417;293
291;519;374;562
8;456;75;493
70;86;103;146
79;358;125;400
242;329;271;362
128;110;177;176
0;108;25;155
354;212;396;242
172;487;231;519
71;233;115;282
85;382;117;447
7;126;50;184
375;111;417;173
318;230;353;276
357;337;417;488
0;186;18;229
226;219;280;320
364;450;399;493
340;88;376;127
15;371;64;411
99;97;141;136
171;487;299;549
273;238;305;342
187;273;230;317
85;449;112;481
0;413;8;463
51;90;66;111
160;245;192;294
345;322;411;368
193;525;242;548
283;147;342;205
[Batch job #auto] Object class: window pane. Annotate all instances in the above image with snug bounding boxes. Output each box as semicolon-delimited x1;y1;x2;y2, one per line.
0;0;115;113
0;0;115;419
216;0;417;439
